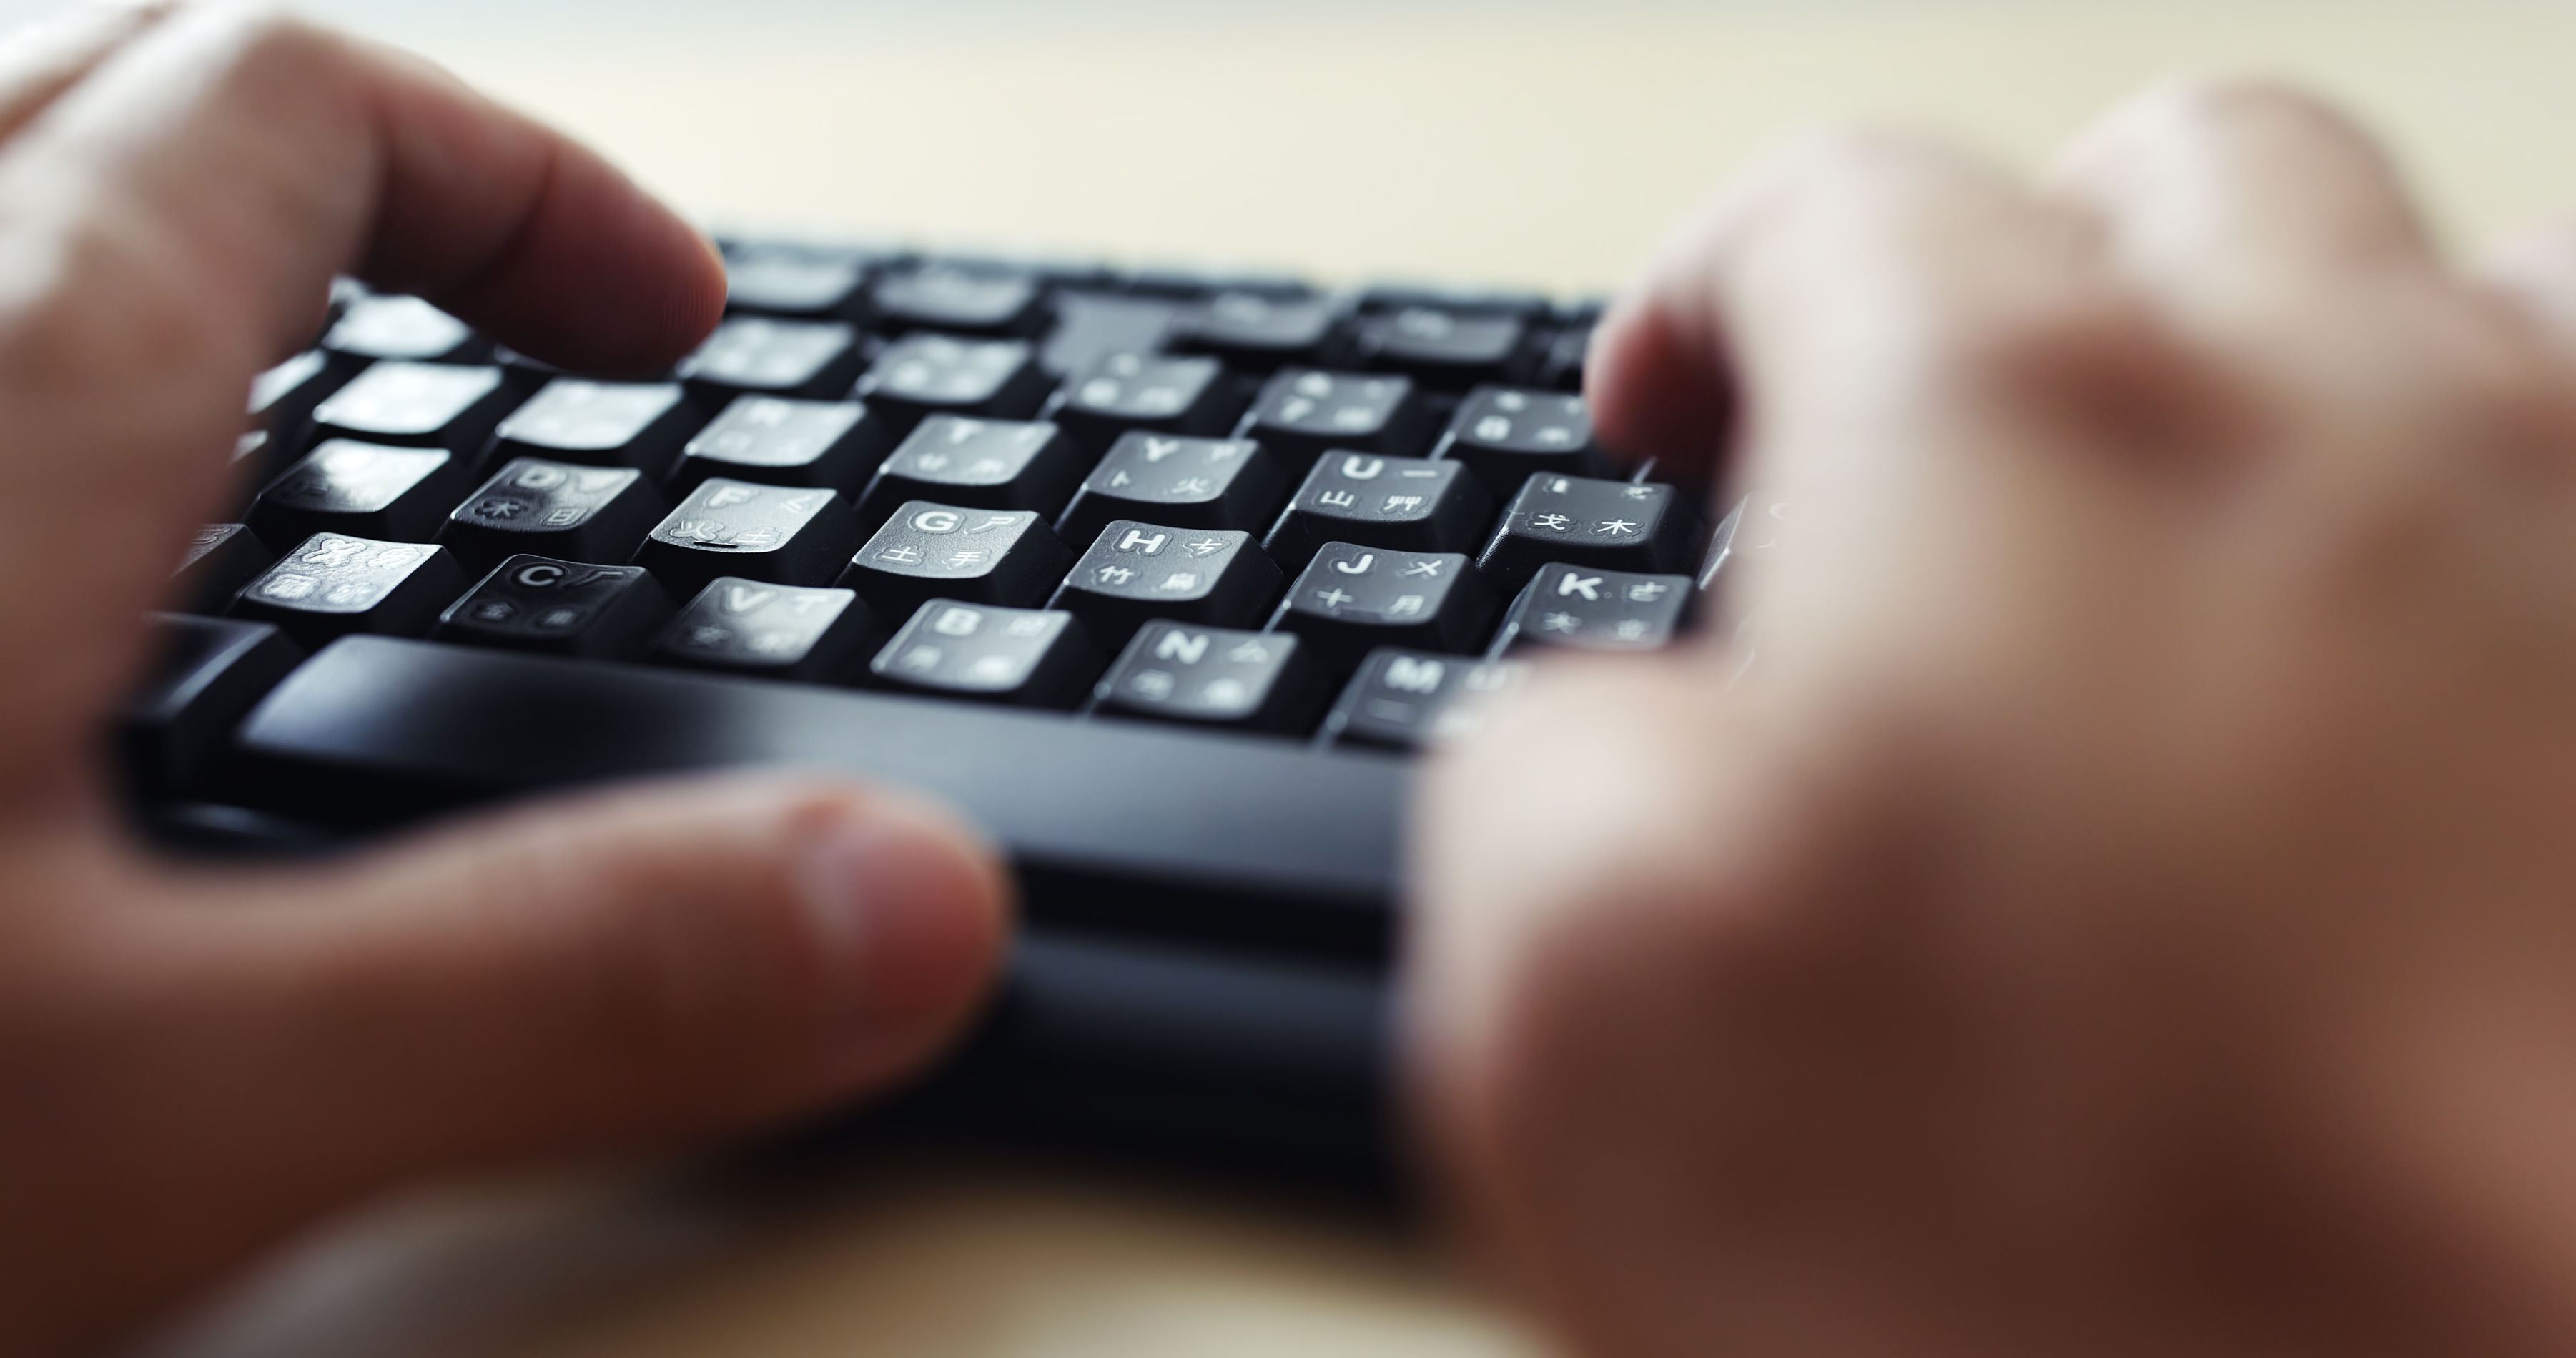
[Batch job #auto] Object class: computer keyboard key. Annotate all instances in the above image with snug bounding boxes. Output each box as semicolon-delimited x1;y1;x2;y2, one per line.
436;459;668;575
173;524;274;614
852;417;1088;532
434;557;676;659
1432;387;1609;497
1476;473;1701;592
1094;622;1329;736
1350;307;1526;387
841;502;1072;618
1356;284;1552;321
119;615;303;800
1320;647;1530;752
722;242;882;318
1268;545;1496;675
871;262;1049;337
1037;292;1186;380
869;601;1104;710
1049;522;1282;650
1535;323;1595;392
248;440;465;546
1260;453;1491;573
1493;565;1695;653
1233;369;1431;472
648;580;882;684
677;317;867;402
633;478;863;596
669;396;891;497
1055;433;1285;545
1170;291;1340;370
854;334;1050;431
305;362;516;459
226;533;468;648
247;349;351;433
320;295;489;364
485;379;703;474
1042;352;1240;455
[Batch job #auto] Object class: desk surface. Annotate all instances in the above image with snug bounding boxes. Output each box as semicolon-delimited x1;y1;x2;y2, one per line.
142;1;2576;1353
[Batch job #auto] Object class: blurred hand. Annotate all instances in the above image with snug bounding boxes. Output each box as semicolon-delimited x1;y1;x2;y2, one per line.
0;4;1007;1351
1416;81;2576;1355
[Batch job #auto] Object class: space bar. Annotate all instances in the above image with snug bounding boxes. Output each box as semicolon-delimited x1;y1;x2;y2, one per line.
230;637;1409;961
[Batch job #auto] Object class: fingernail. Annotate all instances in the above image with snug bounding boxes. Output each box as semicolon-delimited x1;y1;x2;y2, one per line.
790;798;1006;1070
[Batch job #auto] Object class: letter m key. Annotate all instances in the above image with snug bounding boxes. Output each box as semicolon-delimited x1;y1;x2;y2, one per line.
1384;657;1446;695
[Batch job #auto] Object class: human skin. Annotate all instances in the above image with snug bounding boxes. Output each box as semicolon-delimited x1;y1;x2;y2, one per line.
1414;80;2576;1357
0;5;1009;1353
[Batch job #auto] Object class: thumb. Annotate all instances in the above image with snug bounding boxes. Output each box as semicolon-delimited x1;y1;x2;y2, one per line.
140;775;1010;1194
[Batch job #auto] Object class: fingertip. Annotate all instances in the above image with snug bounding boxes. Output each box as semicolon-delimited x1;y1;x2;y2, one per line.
1585;291;1734;470
428;143;725;375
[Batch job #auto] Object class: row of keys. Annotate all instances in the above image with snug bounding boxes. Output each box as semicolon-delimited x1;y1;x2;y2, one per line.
709;243;1600;388
204;450;1703;649
194;521;1694;695
255;333;1605;504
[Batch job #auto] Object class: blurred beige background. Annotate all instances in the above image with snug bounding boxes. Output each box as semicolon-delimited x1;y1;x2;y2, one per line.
127;1;2576;1354
324;0;2576;293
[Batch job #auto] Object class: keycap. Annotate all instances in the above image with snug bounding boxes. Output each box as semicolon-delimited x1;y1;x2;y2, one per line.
434;557;676;659
1319;647;1530;751
1431;386;1609;498
676;317;867;402
1093;622;1329;735
648;580;882;684
1267;545;1497;675
868;601;1104;710
229;635;1403;956
633;478;864;596
247;349;351;434
1038;292;1186;379
1534;322;1594;392
172;524;274;614
1122;268;1310;300
1170;291;1339;370
1041;352;1240;455
119;615;303;799
839;502;1072;619
668;396;891;496
437;458;669;575
1260;453;1491;573
723;241;888;318
226;533;468;648
485;378;702;475
1356;284;1551;320
247;440;467;546
1233;368;1431;473
871;262;1049;337
1491;564;1695;653
1349;306;1526;387
1049;522;1283;650
1476;473;1702;593
852;416;1088;532
320;295;489;363
305;362;516;458
854;334;1050;431
1055;433;1286;546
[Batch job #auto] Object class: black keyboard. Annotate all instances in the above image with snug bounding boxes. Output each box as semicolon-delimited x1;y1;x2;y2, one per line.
138;246;1740;1185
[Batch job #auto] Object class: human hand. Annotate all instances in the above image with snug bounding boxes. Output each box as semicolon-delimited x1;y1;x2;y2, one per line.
1416;81;2576;1355
0;5;1007;1352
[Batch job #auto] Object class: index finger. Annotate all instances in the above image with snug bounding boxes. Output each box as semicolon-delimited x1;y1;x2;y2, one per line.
0;4;722;790
59;4;722;373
